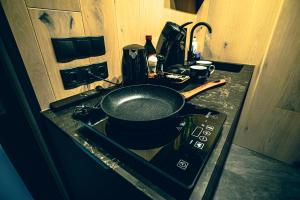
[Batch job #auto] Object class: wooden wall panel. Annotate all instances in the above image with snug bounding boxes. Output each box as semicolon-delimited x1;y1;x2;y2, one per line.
0;0;55;110
28;9;91;99
195;0;210;53
25;0;81;11
114;0;143;49
80;0;121;85
234;0;300;164
140;0;167;46
277;71;300;113
114;0;197;61
196;0;282;67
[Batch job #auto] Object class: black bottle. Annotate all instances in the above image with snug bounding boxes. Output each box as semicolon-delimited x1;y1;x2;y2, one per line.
144;35;156;57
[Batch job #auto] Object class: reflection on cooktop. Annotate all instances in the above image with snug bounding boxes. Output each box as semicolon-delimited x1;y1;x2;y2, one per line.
103;120;181;150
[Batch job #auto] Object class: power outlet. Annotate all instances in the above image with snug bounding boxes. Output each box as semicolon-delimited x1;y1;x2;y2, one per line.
60;68;83;89
79;65;96;84
60;62;109;89
78;62;108;84
90;62;108;79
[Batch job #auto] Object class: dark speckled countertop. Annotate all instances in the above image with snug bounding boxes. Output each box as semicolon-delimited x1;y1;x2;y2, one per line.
42;63;254;199
214;144;300;200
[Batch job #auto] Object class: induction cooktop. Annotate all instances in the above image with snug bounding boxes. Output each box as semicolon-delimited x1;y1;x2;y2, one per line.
78;103;226;199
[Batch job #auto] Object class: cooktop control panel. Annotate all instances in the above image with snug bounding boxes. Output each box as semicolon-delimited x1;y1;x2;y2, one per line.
150;110;226;187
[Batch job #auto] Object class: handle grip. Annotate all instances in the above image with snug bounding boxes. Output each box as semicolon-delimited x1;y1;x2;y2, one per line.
181;79;226;99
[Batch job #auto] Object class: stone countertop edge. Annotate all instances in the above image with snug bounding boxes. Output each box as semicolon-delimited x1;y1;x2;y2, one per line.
192;67;253;200
41;64;254;200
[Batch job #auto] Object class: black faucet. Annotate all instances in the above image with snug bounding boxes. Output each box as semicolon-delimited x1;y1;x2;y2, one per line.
187;22;212;63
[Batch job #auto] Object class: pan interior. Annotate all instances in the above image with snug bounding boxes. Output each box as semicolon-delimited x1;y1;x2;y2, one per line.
101;85;184;121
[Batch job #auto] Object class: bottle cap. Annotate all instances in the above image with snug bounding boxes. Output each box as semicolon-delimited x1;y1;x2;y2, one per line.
146;35;152;40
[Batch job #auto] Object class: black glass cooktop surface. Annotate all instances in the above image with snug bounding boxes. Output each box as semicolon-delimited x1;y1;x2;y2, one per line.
79;103;226;198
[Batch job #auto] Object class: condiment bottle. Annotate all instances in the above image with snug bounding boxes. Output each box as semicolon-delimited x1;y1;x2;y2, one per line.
144;35;156;57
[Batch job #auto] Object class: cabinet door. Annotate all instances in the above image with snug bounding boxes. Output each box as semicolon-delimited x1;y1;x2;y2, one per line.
235;0;300;164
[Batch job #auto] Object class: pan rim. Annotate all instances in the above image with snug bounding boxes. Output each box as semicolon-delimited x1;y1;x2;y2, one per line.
100;84;186;122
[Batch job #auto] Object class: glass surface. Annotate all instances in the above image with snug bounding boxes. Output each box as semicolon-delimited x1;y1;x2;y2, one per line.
81;103;226;197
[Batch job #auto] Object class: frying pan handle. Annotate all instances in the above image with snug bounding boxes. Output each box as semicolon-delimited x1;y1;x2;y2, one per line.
181;79;226;99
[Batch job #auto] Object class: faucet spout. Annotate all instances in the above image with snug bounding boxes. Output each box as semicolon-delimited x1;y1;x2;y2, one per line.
188;22;212;62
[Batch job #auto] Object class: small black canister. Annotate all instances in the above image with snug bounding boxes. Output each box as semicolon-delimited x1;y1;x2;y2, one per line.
122;44;148;85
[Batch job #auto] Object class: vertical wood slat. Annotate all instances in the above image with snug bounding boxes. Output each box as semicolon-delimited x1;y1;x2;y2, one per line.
114;0;197;61
28;9;91;99
80;0;121;85
234;0;300;164
0;0;56;110
195;0;211;54
196;0;282;67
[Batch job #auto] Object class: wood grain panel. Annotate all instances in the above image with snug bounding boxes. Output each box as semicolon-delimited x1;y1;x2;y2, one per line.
140;0;168;46
196;0;282;67
195;0;210;54
0;0;55;110
234;0;300;164
277;69;300;113
115;0;143;48
114;0;196;62
80;0;121;86
29;8;91;99
25;0;81;11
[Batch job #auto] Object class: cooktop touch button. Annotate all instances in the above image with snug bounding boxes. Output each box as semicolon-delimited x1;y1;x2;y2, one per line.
206;125;214;131
199;136;207;142
203;130;211;136
194;141;204;149
176;159;189;170
191;127;203;137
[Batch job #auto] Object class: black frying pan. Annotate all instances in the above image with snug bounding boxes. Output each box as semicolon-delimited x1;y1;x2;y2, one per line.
101;79;226;130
